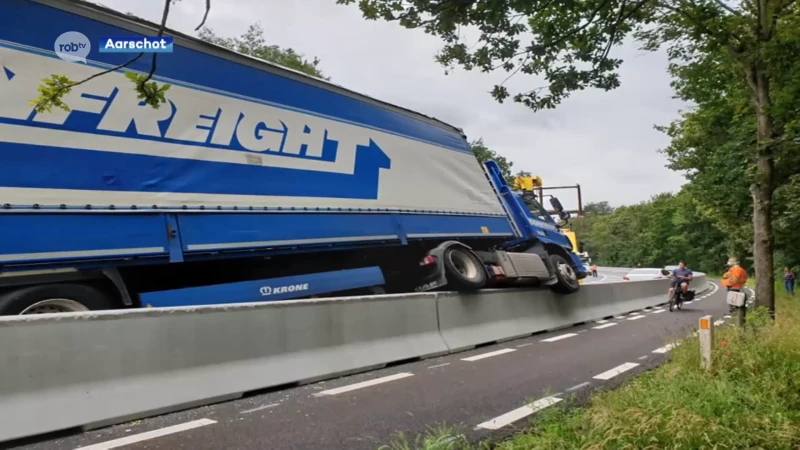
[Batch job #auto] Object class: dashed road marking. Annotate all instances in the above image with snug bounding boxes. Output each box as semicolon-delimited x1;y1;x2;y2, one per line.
461;348;516;362
515;343;533;348
314;372;414;396
593;362;639;380
627;315;645;321
75;419;217;449
714;320;725;326
427;363;451;369
637;355;648;360
240;403;279;414
475;396;563;430
541;333;577;343
651;309;667;314
592;323;617;330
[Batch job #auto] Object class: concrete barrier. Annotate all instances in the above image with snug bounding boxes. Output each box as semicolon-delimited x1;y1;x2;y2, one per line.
0;275;709;443
0;292;447;443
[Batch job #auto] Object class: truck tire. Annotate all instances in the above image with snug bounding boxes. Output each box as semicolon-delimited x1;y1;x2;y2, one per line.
549;254;580;294
442;246;487;291
0;283;116;316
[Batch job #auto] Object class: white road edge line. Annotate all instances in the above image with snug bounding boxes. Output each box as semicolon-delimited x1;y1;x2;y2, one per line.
427;363;451;369
652;342;680;354
651;309;667;314
461;348;516;362
75;419;217;450
240;403;280;414
541;333;577;343
475;396;563;430
593;362;640;380
627;315;645;321
565;381;591;392
595;319;610;324
592;323;617;330
313;372;414;396
516;343;533;348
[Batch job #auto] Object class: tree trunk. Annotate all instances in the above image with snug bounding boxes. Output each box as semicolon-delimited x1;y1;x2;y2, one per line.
746;62;776;318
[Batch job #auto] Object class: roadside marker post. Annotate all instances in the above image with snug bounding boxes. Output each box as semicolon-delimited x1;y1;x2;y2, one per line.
699;315;713;370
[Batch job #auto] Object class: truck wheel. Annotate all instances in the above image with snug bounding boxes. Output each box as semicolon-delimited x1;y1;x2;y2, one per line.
442;247;487;291
0;283;115;316
549;254;580;294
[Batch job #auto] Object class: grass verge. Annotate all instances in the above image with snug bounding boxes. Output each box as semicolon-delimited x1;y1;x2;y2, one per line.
384;292;800;449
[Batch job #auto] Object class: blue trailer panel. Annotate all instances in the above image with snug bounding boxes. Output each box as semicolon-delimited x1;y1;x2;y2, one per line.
0;0;584;315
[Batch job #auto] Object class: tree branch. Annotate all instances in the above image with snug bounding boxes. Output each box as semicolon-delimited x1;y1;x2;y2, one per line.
195;0;212;31
538;0;615;49
33;0;182;113
140;0;172;85
712;0;743;16
33;53;145;112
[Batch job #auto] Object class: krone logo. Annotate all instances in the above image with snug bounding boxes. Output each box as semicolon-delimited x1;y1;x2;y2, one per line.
259;283;309;296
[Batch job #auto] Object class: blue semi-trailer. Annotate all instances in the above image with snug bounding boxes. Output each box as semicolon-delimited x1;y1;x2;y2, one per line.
0;0;587;315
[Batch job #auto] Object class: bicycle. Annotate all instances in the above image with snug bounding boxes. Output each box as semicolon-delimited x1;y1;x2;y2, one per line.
668;285;683;312
668;278;692;312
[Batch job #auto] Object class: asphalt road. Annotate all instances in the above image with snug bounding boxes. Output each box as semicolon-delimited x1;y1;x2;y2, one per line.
16;281;742;450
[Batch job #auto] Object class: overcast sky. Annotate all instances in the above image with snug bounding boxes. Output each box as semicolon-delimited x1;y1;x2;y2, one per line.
96;0;688;210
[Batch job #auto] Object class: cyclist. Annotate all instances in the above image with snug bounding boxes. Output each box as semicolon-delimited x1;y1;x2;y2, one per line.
668;261;694;303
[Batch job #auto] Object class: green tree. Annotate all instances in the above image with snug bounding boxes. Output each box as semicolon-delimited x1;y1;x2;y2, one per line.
469;138;516;185
583;201;615;216
338;0;799;315
197;24;328;80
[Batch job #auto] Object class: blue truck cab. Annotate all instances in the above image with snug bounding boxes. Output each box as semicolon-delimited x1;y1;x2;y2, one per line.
0;0;586;315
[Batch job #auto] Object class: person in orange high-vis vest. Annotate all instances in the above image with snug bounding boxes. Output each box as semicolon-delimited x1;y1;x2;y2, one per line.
721;257;748;312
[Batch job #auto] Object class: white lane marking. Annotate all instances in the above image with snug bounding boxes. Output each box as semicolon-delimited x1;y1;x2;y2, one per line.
461;348;516;362
714;320;725;326
627;315;645;321
565;382;591;392
592;323;617;330
516;343;533;348
541;333;577;343
313;372;414;396
475;396;562;430
637;355;648;360
240;403;279;414
595;319;610;324
427;363;451;369
593;362;640;380
75;419;217;450
652;342;680;354
651;309;667;314
578;330;588;333
724;315;732;319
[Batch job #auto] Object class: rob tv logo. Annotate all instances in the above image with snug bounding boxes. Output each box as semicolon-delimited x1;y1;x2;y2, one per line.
54;31;91;63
